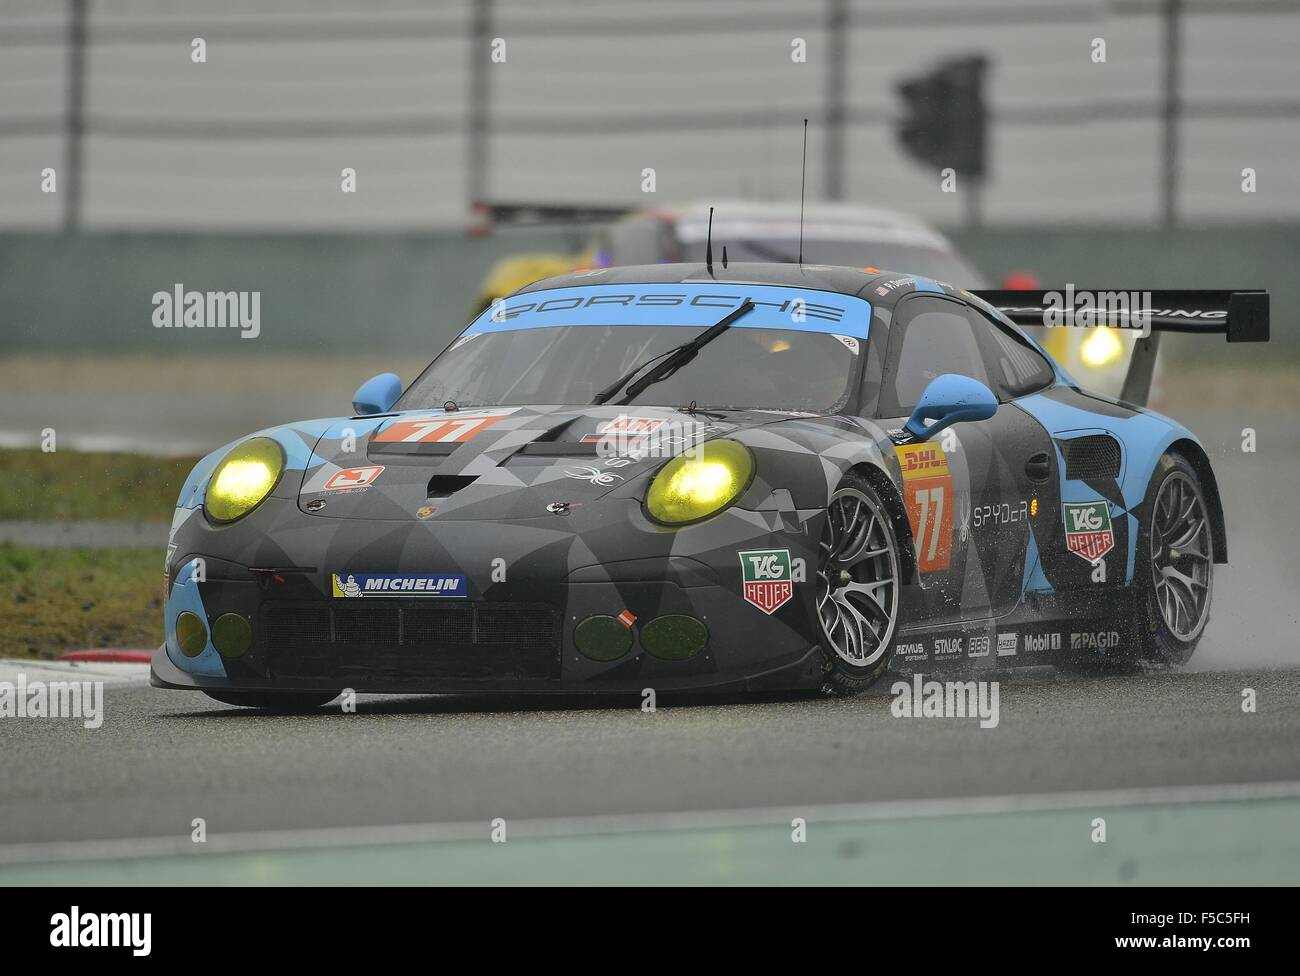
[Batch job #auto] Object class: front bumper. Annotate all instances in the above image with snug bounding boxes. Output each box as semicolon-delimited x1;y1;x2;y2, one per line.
157;498;826;695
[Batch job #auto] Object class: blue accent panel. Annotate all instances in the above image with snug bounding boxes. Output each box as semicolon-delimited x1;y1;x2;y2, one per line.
1022;522;1053;594
1016;386;1199;585
910;276;945;293
464;284;872;338
164;559;226;677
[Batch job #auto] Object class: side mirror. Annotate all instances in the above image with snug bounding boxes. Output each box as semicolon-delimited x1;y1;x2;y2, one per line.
904;374;997;441
352;373;402;416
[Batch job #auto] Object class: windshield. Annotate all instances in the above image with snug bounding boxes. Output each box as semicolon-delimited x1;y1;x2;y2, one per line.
398;283;872;414
400;324;858;413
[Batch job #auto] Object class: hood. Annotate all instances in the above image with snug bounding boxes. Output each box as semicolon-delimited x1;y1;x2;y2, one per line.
295;404;807;522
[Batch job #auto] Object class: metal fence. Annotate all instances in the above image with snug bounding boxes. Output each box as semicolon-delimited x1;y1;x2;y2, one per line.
1;0;1298;231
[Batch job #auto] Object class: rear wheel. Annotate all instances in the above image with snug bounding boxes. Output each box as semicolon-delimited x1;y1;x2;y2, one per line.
1137;452;1213;665
817;473;902;696
203;690;340;711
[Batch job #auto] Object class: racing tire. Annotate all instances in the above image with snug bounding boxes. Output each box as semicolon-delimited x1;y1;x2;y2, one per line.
202;690;340;711
817;472;903;696
1135;451;1214;666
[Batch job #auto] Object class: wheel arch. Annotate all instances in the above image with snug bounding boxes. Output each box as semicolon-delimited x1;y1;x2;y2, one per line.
846;461;919;586
1167;437;1228;564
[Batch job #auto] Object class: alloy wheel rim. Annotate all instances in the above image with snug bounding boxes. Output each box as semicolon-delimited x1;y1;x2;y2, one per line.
817;487;900;668
1150;470;1212;641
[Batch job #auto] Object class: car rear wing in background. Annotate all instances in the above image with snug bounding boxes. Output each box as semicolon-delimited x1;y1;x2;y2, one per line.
468;200;632;235
970;289;1270;407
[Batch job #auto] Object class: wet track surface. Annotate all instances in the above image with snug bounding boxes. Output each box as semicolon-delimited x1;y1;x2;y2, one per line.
2;665;1298;849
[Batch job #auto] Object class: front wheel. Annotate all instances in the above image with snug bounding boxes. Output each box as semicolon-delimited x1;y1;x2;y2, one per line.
817;473;902;696
1137;452;1214;665
203;690;340;711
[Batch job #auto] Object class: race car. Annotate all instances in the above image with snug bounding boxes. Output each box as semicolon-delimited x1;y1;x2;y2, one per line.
470;200;986;313
151;263;1267;708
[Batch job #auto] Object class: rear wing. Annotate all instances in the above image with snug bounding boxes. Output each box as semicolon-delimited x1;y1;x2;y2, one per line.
970;289;1269;342
468;200;633;235
969;288;1270;406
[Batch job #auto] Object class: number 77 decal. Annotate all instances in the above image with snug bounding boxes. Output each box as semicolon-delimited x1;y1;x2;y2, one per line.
895;443;954;573
373;408;519;444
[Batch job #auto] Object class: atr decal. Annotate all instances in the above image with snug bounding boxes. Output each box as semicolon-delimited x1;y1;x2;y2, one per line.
373;408;519;444
739;548;794;614
331;573;468;598
323;465;384;492
895;443;953;573
580;414;666;443
1063;501;1115;563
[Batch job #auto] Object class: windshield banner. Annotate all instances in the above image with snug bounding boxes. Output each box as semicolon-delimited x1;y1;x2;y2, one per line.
465;283;873;338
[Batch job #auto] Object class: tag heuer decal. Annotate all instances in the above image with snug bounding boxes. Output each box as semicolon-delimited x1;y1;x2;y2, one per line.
739;548;794;614
1063;501;1115;563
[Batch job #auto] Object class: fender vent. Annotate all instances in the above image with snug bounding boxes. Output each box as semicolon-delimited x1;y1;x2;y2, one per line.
1059;435;1121;482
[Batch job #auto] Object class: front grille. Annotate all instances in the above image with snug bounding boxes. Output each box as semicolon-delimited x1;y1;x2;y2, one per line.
1059;435;1121;482
262;602;561;681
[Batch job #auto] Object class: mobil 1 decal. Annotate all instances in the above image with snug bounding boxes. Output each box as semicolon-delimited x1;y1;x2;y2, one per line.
894;442;953;574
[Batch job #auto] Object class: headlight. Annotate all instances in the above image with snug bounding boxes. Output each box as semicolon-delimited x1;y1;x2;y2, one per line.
645;439;754;525
1080;327;1124;367
204;437;285;523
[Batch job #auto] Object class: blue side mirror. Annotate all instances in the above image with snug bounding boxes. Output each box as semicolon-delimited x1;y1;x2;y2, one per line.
904;374;998;441
352;373;402;416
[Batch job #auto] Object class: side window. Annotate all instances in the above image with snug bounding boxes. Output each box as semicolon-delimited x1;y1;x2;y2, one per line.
969;309;1056;399
878;297;989;418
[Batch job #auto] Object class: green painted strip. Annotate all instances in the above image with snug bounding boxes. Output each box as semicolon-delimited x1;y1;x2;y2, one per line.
4;797;1299;886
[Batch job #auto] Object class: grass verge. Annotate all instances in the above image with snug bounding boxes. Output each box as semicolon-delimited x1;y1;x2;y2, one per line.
0;544;161;659
0;448;199;522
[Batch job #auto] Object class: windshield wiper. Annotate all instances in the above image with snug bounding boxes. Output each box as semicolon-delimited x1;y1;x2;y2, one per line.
592;301;755;406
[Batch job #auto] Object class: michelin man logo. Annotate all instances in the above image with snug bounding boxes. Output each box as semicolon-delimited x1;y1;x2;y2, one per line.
340;574;363;597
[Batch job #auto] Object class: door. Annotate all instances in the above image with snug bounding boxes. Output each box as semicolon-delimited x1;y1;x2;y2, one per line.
876;294;1057;624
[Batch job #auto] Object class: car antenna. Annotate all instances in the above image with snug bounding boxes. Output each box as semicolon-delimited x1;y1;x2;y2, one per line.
705;206;714;276
798;118;808;267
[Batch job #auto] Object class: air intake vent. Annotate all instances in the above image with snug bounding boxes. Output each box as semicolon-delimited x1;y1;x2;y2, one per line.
262;601;561;681
1059;435;1121;482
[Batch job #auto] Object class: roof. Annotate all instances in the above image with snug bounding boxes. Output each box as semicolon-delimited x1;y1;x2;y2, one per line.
516;261;913;302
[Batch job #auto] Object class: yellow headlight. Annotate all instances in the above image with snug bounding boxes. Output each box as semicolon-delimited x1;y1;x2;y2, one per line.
645;439;754;525
1080;327;1124;367
204;437;285;523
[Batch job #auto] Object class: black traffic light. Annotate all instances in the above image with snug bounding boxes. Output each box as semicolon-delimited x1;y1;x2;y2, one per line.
896;55;989;180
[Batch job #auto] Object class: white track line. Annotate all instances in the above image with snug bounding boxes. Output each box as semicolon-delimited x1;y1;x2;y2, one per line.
2;779;1299;867
0;660;151;685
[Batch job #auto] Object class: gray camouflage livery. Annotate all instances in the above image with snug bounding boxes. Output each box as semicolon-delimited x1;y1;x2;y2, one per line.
153;263;1240;705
